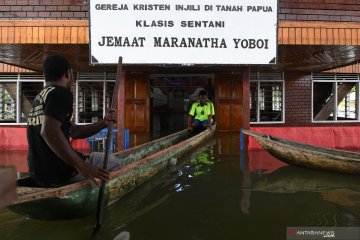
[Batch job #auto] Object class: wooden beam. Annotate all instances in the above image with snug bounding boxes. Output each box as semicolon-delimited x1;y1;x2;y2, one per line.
279;21;360;45
1;20;360;46
117;68;126;150
0;167;17;209
0;20;88;44
242;66;250;130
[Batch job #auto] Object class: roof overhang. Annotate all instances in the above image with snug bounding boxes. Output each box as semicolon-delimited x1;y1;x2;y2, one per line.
0;20;360;73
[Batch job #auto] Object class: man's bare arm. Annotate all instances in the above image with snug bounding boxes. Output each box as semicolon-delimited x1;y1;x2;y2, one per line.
70;109;117;139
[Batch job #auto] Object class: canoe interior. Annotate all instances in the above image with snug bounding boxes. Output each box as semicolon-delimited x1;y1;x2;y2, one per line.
8;127;214;220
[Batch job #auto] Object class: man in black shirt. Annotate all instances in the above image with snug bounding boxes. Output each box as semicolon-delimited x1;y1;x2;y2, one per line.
27;55;120;187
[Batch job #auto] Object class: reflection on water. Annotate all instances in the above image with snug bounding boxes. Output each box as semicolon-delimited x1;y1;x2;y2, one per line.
0;151;28;173
0;133;359;239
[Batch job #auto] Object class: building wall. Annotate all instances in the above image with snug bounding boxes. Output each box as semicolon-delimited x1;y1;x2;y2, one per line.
0;0;88;19
1;0;360;22
285;72;312;126
252;71;360;127
279;0;360;22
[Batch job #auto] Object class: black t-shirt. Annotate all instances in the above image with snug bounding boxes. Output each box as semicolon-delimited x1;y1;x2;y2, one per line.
27;85;76;186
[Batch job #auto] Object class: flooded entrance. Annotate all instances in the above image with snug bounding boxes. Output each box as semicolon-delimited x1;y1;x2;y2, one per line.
150;74;214;138
0;133;359;239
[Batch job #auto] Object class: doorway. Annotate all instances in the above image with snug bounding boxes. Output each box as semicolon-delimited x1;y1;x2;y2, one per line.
150;74;214;138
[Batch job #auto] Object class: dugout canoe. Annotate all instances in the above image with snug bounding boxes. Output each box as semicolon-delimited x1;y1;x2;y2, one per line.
242;129;360;175
8;125;216;220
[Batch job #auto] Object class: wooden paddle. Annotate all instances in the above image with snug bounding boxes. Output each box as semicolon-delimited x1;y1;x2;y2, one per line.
0;166;17;209
95;56;123;229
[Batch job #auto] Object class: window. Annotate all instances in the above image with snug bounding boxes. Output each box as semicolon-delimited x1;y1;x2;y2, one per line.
250;72;284;123
76;73;115;124
0;74;44;125
20;82;44;123
0;83;16;122
0;72;117;125
312;73;359;122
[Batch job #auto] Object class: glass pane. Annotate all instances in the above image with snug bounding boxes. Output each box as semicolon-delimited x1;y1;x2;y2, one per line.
20;82;43;123
105;82;115;110
337;82;357;120
250;82;257;122
0;83;17;122
313;82;335;121
78;82;104;123
259;82;283;122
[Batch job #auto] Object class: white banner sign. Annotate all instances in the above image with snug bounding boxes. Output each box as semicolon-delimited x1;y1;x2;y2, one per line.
89;0;278;65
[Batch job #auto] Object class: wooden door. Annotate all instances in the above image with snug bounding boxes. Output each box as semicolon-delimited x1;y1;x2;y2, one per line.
215;73;243;131
125;73;150;132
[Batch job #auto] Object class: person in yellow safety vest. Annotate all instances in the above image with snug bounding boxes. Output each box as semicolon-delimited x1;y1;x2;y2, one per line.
188;90;213;132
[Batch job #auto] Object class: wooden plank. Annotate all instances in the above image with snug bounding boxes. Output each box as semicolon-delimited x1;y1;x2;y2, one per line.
44;27;52;44
218;103;231;130
71;27;78;44
232;104;243;130
345;29;352;45
27;26;33;44
339;29;345;45
242;66;250;130
0;167;17;209
64;27;71;44
38;27;45;44
314;28;321;44
14;27;21;44
282;27;289;45
51;27;58;44
20;26;27;44
58;27;64;44
326;28;333;45
320;29;327;45
8;26;14;43
351;29;358;45
1;27;8;43
278;27;283;44
117;66;125;150
302;28;308;45
289;28;296;44
333;28;340;45
295;28;302;45
308;28;315;44
33;26;39;43
78;26;86;43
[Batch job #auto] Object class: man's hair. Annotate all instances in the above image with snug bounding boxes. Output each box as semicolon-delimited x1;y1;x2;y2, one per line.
199;90;207;97
42;55;70;82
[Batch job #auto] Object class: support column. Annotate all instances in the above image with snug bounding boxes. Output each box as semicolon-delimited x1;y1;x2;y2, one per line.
242;66;250;130
117;68;126;151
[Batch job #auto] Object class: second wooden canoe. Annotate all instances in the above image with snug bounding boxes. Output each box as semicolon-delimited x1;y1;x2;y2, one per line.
242;129;360;175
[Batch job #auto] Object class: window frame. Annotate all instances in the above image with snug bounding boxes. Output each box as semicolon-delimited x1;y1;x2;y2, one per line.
0;74;45;126
312;72;360;123
250;72;285;124
75;73;115;125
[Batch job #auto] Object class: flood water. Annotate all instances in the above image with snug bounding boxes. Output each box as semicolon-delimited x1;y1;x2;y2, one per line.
0;133;359;240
